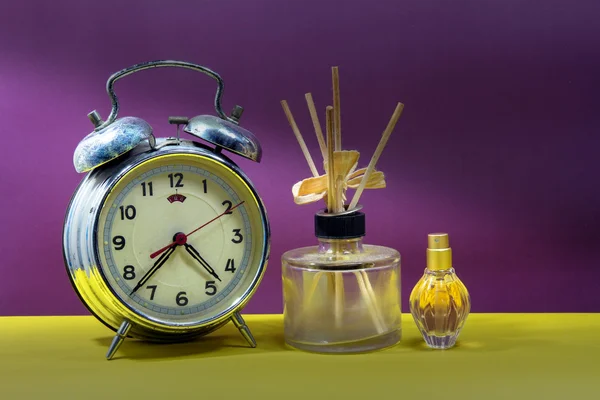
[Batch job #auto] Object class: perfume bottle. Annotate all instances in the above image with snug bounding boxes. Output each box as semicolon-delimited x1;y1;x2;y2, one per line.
282;209;402;353
409;233;470;349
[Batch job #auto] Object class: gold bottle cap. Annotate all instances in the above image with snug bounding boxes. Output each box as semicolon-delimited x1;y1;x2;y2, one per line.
427;233;452;271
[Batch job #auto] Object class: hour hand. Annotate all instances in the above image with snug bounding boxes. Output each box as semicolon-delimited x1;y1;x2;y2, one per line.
183;243;221;282
131;245;177;295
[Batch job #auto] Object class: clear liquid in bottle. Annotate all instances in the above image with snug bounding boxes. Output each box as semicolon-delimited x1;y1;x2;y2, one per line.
282;210;402;353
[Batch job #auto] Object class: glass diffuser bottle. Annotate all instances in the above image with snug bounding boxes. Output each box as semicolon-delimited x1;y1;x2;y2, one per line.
279;65;405;354
409;233;470;349
282;208;401;353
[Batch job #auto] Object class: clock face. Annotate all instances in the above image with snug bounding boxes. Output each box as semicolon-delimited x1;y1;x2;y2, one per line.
96;153;267;326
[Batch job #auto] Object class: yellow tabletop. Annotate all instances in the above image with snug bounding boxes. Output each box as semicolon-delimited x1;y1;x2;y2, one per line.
1;313;598;399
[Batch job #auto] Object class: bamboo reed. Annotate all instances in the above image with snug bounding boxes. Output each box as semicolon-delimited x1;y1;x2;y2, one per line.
305;93;327;162
325;106;336;213
349;102;404;210
281;66;402;337
332;67;342;151
281;100;320;177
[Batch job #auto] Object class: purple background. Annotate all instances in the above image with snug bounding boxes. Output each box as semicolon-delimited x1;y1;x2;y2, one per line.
1;0;599;316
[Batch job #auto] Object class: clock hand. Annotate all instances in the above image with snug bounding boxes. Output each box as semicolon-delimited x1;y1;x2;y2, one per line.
131;245;177;295
150;200;245;259
183;243;222;282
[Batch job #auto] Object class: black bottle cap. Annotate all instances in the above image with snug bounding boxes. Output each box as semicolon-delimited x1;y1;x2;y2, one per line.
314;211;366;239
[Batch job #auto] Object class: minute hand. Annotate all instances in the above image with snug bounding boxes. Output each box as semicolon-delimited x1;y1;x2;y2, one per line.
184;243;221;282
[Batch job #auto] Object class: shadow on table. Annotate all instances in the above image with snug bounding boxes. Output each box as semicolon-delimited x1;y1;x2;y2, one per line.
92;315;559;359
92;319;287;361
398;314;558;354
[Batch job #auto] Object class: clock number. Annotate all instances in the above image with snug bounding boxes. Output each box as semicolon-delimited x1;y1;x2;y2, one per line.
205;281;217;296
119;205;136;220
231;229;243;244
176;291;188;306
222;200;233;214
225;258;236;273
112;236;126;250
141;182;153;196
122;265;136;280
146;285;157;300
168;173;184;188
202;179;208;193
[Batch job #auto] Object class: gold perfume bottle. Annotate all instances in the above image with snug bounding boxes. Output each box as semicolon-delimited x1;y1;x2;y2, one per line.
409;233;470;349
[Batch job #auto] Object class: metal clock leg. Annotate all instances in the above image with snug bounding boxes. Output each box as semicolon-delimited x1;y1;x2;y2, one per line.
231;312;256;348
106;320;132;360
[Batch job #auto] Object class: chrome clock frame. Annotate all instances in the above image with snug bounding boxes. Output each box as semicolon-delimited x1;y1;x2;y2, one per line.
63;138;271;358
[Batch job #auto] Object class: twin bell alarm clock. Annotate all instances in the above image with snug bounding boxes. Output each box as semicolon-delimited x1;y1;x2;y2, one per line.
62;60;270;360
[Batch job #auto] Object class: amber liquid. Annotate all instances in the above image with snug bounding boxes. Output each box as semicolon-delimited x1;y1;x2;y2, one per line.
409;268;470;349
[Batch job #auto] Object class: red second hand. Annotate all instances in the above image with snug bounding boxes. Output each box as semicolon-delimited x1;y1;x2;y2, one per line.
149;201;246;259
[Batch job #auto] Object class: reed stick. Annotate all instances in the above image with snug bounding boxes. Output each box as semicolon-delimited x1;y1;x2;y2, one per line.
334;271;345;328
331;68;344;213
325;106;336;212
297;270;325;331
305;93;328;162
355;271;385;333
281;100;320;177
349;102;404;210
332;67;342;151
335;174;345;213
360;270;386;332
326;105;345;328
304;271;325;306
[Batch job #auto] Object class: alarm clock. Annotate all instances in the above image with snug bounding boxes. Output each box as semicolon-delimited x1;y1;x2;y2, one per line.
62;60;270;360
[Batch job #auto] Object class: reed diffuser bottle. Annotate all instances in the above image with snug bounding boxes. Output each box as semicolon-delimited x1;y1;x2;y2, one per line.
280;66;405;353
282;209;401;353
409;233;470;349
